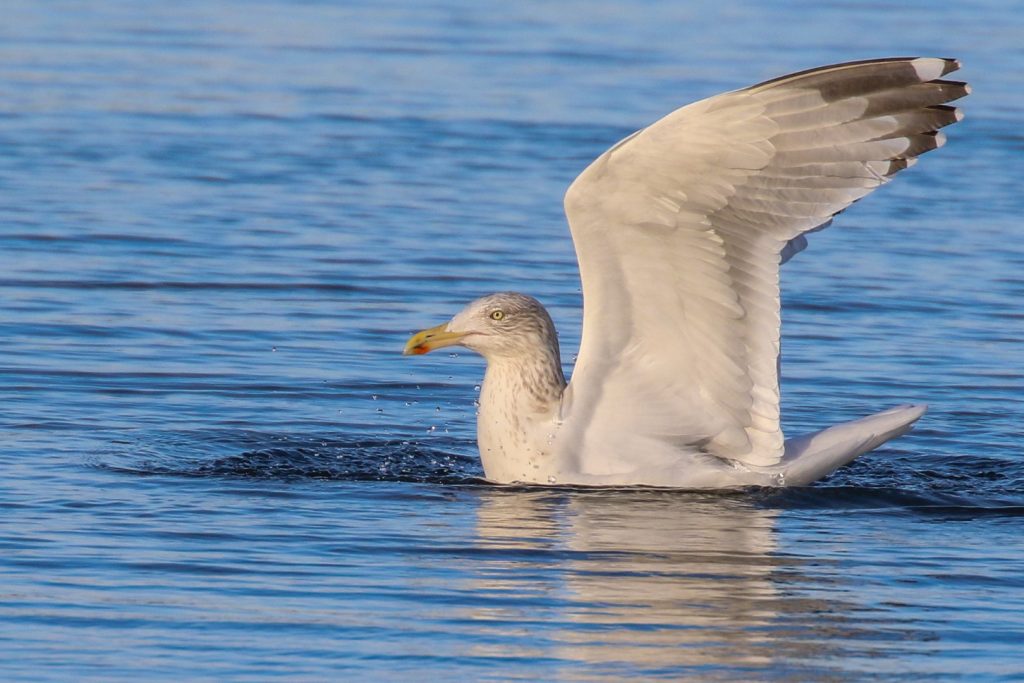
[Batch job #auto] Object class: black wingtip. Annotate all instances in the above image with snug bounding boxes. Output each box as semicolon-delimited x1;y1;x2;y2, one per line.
939;57;961;77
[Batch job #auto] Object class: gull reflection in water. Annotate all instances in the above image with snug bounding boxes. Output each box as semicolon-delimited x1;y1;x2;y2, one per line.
464;488;828;678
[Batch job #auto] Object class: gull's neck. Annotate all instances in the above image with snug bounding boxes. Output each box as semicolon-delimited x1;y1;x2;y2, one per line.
476;345;566;483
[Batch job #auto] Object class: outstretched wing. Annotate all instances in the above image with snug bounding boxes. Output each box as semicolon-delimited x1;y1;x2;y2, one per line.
560;58;967;469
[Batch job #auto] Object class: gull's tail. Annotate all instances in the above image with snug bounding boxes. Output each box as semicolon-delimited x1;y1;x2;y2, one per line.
779;404;927;486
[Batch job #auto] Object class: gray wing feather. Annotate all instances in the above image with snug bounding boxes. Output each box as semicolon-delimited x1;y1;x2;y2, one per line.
561;58;966;468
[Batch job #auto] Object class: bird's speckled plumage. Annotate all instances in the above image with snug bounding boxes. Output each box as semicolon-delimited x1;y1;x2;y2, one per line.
404;58;966;488
444;293;567;482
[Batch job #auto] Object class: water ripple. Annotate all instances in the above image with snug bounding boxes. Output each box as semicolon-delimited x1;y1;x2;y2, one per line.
2;0;1023;679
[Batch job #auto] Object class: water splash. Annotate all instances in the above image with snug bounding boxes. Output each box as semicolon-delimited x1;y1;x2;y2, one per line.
94;431;484;484
88;432;1024;510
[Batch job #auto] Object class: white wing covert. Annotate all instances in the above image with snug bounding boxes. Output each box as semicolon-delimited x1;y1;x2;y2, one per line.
561;58;967;470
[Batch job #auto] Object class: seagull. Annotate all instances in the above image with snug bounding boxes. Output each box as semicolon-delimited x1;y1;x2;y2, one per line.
404;58;967;488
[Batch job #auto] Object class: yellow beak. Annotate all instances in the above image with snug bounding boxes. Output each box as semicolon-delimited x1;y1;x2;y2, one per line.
403;322;467;356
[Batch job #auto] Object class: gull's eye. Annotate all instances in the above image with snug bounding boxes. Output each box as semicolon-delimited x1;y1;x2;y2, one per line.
490;310;505;321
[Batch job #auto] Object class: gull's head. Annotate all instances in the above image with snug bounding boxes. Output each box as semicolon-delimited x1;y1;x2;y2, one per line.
403;292;559;361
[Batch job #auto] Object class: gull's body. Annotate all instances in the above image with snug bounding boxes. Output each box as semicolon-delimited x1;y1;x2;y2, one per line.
405;58;967;488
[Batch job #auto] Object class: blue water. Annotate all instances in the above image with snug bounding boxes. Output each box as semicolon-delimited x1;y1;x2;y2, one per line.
2;1;1023;680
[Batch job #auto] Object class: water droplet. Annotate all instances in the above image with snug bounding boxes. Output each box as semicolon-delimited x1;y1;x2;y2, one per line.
473;385;481;392
271;346;277;352
547;475;557;484
375;408;383;413
371;394;378;401
435;406;441;412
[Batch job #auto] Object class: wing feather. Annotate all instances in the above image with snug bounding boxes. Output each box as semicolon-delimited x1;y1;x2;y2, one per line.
561;58;966;469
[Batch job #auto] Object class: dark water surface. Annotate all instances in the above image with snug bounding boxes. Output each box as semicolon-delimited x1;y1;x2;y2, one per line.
2;1;1023;680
